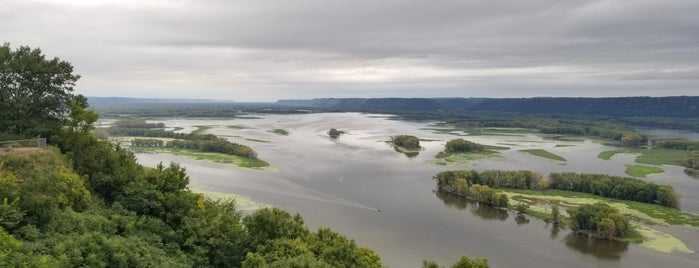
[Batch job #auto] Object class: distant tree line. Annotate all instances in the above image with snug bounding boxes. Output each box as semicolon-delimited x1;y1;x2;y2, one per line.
131;138;164;147
653;139;699;150
112;118;165;129
110;119;258;159
435;170;679;208
435;170;542;190
276;97;699;118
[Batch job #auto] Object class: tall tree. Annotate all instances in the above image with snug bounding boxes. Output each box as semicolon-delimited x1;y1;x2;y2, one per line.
0;43;81;138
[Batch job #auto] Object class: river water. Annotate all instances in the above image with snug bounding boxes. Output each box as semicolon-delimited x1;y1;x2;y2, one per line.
134;113;699;268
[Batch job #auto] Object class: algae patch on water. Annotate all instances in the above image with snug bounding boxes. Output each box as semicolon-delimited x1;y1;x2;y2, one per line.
635;226;694;254
430;151;502;166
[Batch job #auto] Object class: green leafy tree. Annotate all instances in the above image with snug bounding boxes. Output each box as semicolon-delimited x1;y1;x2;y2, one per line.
391;135;421;150
0;43;81;138
422;259;443;268
550;203;561;224
514;203;529;214
450;256;490;268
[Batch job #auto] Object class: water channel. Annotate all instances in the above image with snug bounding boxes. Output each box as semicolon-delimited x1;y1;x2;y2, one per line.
133;113;699;267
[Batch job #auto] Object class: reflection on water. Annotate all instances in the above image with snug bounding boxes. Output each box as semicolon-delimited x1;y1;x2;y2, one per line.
515;214;530;225
435;190;509;221
564;233;628;260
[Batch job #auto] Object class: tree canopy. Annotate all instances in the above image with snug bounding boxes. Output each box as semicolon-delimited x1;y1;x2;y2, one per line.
0;43;81;138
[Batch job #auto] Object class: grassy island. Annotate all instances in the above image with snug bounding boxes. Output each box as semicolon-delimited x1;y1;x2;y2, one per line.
390;135;422;155
625;164;664;177
519;149;566;162
269;128;289;136
433;169;696;253
432;138;501;165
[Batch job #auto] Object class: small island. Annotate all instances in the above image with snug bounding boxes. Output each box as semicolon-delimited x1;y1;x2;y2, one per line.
433;138;501;165
327;128;346;139
389;135;421;156
269;128;290;136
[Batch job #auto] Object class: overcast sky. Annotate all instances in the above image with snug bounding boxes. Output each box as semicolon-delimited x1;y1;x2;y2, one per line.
2;0;698;101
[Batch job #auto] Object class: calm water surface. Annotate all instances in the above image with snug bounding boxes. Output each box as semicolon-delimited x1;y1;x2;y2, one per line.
135;113;699;268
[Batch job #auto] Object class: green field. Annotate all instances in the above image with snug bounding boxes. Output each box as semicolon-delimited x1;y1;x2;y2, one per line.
269;129;290;136
130;146;272;169
518;149;566;162
626;165;664;177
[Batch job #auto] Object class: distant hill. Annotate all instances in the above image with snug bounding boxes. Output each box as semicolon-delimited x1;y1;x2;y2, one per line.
88;97;233;104
276;96;699;117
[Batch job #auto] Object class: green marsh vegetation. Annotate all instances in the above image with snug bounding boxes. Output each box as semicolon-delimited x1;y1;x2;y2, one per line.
244;138;271;143
519;149;566;162
269;128;289;136
227;124;254;130
131;146;271;169
104;118;267;168
625;165;664;177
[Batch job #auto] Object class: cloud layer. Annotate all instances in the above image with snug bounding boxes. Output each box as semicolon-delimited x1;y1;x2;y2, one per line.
2;0;698;101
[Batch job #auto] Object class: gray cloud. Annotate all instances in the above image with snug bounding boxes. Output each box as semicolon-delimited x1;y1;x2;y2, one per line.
1;0;698;101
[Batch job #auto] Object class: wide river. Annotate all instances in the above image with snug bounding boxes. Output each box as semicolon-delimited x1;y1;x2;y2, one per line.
134;113;699;268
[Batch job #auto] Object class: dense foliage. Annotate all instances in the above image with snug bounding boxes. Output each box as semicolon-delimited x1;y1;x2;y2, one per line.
435;170;679;208
548;173;679;208
390;135;420;150
0;44;392;267
422;256;490;268
434;171;517;208
0;128;383;267
435;170;542;190
444;139;485;153
567;202;629;239
0;43;80;139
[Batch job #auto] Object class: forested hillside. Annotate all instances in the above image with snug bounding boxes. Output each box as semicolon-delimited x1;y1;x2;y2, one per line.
277;97;699;117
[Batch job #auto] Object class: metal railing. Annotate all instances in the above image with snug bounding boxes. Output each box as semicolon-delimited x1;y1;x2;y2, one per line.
0;138;47;149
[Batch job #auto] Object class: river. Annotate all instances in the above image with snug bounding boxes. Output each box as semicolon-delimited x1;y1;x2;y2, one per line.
133;113;699;267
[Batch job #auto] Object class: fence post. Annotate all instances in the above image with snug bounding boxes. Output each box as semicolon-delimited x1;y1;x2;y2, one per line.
38;138;47;148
